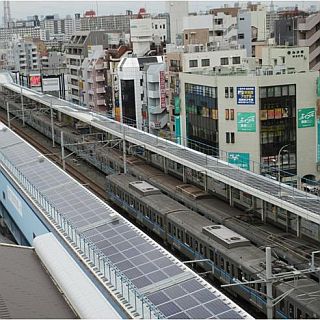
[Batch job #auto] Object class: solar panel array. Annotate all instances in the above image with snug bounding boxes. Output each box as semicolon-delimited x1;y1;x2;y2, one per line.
0;123;251;319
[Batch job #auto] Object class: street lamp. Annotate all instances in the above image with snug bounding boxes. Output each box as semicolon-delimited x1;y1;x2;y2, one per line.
277;144;289;182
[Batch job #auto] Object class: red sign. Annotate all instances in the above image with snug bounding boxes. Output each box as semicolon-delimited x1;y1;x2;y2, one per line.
159;71;166;109
30;75;41;87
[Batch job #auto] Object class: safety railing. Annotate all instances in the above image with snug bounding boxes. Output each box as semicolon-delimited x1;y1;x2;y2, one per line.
0;150;165;319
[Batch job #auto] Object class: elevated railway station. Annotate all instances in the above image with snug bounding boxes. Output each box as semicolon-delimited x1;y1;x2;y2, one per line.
0;72;319;244
0;121;252;319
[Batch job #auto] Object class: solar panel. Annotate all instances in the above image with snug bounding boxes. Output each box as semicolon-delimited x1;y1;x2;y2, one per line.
0;124;252;319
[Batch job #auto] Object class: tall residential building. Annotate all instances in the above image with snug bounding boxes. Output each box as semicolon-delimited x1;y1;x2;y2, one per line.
82;45;107;112
237;4;267;57
41;15;75;42
117;55;167;134
130;17;153;57
166;1;189;45
166;45;247;138
65;31;108;105
178;68;319;184
274;10;320;71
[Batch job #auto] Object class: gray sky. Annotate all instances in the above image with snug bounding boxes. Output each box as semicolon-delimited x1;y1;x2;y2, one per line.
7;1;320;20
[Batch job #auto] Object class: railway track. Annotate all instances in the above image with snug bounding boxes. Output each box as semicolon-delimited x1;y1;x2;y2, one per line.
0;114;107;201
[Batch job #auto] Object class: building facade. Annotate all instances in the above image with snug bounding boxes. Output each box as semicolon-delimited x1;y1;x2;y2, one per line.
178;68;319;184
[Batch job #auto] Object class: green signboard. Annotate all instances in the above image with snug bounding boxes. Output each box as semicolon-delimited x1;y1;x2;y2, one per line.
237;112;256;132
318;119;320;162
317;77;320;97
298;107;315;128
175;116;181;145
228;152;250;170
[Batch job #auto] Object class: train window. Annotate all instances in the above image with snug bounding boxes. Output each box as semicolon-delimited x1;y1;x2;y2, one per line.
305;313;309;318
186;234;191;246
220;257;224;270
279;300;284;312
200;243;203;255
226;261;230;273
231;264;234;277
296;308;302;319
180;230;183;240
194;240;198;252
134;201;138;210
168;222;172;234
237;268;243;280
160;217;163;227
177;229;181;240
209;249;214;261
289;303;294;318
203;246;207;258
173;226;176;237
215;253;218;264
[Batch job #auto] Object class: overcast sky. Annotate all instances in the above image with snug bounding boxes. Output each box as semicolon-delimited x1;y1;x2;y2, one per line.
7;1;320;20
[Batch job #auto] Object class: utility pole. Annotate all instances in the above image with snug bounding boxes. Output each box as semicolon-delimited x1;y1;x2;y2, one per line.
50;100;55;147
61;131;65;170
222;247;320;319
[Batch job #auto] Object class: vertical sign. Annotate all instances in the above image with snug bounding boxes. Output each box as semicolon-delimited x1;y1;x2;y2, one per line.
228;152;250;170
237;112;256;132
298;107;315;128
159;71;166;109
237;87;255;104
318;119;320;162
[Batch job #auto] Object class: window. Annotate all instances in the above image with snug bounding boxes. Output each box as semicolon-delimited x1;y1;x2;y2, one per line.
232;56;241;64
230;87;234;98
140;78;143;86
189;60;198;68
163;24;165;29
226;132;230;143
231;132;235;143
230;109;235;120
185;34;188;40
201;59;210;67
2;191;5;200
168;222;172;234
225;87;229;98
155;24;158;29
221;57;229;65
240;17;245;21
238;33;244;39
225;109;229;120
141;93;144;101
160;25;162;28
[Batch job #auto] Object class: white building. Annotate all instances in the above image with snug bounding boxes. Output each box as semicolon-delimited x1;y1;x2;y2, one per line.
178;68;319;183
117;56;167;134
130;18;153;57
166;1;189;44
41;15;75;42
151;17;168;43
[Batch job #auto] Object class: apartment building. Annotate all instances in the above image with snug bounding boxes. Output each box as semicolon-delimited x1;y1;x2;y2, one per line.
166;45;247;136
65;31;108;105
117;55;167;134
177;68;319;184
275;10;320;71
82;46;107;112
41;15;75;42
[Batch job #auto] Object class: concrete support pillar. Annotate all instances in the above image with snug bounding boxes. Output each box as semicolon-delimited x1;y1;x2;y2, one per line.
260;199;266;223
285;211;289;233
182;166;187;183
203;173;207;192
296;215;301;237
229;185;234;207
163;157;168;174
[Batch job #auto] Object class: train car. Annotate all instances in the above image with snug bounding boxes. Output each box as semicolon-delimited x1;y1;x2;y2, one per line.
105;173;320;319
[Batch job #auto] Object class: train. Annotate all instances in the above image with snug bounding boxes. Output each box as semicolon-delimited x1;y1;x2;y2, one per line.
106;173;320;319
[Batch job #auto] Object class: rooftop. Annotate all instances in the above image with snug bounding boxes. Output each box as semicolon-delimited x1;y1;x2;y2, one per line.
0;243;75;319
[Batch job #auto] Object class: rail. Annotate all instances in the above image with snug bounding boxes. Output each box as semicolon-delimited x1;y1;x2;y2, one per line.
0;149;165;319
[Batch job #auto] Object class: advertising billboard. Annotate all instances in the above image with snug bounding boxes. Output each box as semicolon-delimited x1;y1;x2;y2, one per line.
42;78;60;92
159;71;166;109
237;87;255;105
228;152;250;170
237;112;256;132
298;107;315;128
29;74;41;87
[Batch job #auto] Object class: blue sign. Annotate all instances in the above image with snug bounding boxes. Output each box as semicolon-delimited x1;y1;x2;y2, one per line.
237;87;255;105
228;152;250;170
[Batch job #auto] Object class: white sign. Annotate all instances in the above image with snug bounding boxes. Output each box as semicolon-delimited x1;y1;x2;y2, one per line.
7;186;23;217
42;78;60;92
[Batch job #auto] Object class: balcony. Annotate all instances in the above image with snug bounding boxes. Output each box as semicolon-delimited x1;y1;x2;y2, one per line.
97;99;106;105
88;89;94;95
169;66;182;72
96;87;106;94
95;63;104;70
148;89;160;99
96;75;105;82
87;78;94;83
